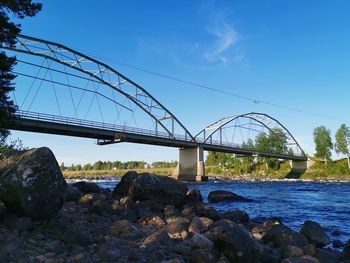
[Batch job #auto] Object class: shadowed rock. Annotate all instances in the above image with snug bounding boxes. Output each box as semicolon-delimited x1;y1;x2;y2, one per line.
263;224;308;248
208;190;254;203
112;172;188;206
72;181;101;194
0;147;66;220
300;220;330;247
210;219;263;263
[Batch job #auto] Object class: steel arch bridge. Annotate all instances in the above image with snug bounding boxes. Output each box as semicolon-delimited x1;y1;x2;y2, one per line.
1;34;307;180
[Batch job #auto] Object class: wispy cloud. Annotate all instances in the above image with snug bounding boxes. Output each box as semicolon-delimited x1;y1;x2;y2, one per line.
202;6;243;65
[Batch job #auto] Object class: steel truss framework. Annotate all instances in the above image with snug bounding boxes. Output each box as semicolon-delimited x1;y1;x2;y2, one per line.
2;34;307;160
2;34;194;141
195;113;306;158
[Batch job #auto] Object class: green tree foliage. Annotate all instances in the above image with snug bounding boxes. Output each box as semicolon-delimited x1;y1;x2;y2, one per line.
0;137;25;158
335;124;350;168
66;160;146;171
255;128;288;170
313;126;333;163
0;0;42;139
151;161;178;168
205;152;235;167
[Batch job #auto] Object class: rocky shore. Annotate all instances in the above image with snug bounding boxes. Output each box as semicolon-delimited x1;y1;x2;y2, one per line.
0;148;349;263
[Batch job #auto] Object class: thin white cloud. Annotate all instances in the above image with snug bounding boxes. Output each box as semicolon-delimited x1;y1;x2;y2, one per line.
204;14;240;65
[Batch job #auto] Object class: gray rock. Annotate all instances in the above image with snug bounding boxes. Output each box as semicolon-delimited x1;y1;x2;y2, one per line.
185;189;203;204
15;217;33;231
260;246;281;263
281;256;320;263
65;185;83;201
112;171;137;199
210;219;263;263
251;218;281;236
188;233;213;249
167;219;189;240
314;248;340;263
303;244;317;256
190;249;217;263
172;244;192;255
61;228;93;246
340;239;350;261
72;181;100;193
220;210;249;224
263;224;308;248
109;219;145;239
194;203;221;221
208;190;253;203
0;147;66;220
143;227;172;247
300;221;330;247
163;205;178;217
138;215;165;227
282;245;304;258
112;172;188;207
98;245;121;262
188;216;213;234
79;193;105;205
131;200;163;218
217;256;231;263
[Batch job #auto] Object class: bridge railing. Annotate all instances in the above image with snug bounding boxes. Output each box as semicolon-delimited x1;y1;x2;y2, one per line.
16;110;305;158
15;110;191;142
195;137;305;158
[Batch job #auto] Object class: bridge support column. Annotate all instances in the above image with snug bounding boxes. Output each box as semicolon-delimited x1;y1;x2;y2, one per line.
289;160;308;171
174;147;207;182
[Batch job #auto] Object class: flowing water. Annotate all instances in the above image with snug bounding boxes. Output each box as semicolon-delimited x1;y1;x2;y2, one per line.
95;178;350;246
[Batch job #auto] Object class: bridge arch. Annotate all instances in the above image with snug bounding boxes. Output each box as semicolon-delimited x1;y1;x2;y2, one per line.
195;113;306;158
3;34;194;141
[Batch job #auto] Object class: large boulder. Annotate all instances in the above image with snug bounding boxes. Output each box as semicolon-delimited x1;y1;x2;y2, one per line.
0;147;66;220
263;224;308;248
65;184;83;201
208;190;253;203
112;171;137;199
112;172;188;206
300;221;330;247
339;239;350;261
72;181;101;194
210;219;263;263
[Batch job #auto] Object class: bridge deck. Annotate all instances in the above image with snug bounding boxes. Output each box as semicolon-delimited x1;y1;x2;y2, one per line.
11;111;307;162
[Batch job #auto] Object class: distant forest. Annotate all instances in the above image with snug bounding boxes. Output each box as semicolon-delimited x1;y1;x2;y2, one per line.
61;160;178;171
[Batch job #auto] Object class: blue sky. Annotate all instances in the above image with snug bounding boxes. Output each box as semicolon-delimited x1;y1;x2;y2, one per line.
8;0;350;165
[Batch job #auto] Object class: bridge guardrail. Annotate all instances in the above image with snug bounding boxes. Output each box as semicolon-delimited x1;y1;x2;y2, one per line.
15;110;305;158
15;110;190;142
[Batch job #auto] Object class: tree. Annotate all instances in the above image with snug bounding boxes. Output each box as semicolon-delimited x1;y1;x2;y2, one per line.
0;1;42;139
335;124;350;169
255;129;287;171
313;126;333;164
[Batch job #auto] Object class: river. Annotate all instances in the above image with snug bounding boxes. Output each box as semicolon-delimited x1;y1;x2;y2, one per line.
95;178;350;247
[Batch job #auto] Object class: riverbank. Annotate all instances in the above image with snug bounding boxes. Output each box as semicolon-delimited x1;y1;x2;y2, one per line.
5;173;348;262
63;160;350;182
1;147;349;262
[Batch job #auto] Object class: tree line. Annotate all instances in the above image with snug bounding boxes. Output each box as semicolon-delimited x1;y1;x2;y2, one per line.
206;127;290;173
313;124;350;167
206;123;350;173
61;160;178;171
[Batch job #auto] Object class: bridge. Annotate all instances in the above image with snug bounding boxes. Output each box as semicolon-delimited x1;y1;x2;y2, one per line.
2;34;307;181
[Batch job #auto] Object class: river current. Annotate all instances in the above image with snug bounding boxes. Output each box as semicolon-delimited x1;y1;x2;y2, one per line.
95;178;350;246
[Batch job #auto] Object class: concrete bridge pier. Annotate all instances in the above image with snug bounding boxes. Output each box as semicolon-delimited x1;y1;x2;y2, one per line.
174;147;208;182
289;160;308;171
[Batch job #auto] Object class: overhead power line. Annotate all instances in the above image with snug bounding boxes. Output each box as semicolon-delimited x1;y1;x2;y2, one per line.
79;50;347;122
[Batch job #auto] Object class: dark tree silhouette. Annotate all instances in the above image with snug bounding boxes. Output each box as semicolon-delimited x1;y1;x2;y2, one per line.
0;0;42;139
